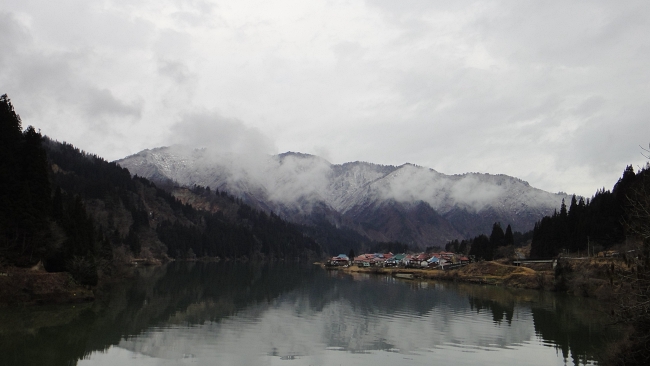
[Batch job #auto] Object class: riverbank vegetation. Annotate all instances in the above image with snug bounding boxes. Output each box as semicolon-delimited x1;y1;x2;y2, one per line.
422;152;650;365
0;94;323;305
335;154;650;364
1;261;607;366
524;156;650;365
336;256;628;297
340;260;548;289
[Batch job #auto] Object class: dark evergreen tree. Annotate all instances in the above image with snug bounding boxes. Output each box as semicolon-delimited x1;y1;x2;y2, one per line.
458;240;468;255
531;167;633;258
0;95;52;265
504;224;514;247
21;126;51;213
0;95;22;201
445;239;458;253
607;162;650;365
486;222;505;259
52;186;64;221
489;222;505;247
0;96;325;288
469;234;491;260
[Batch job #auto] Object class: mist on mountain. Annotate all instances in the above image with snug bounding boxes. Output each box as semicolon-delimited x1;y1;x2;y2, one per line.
117;145;572;248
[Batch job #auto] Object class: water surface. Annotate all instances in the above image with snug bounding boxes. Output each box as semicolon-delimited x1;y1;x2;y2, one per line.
0;262;615;366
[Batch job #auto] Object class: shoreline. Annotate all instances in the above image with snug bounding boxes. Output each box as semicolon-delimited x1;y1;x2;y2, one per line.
0;256;316;306
326;257;625;303
0;267;95;306
0;259;156;307
339;262;553;290
327;261;554;290
2;256;621;306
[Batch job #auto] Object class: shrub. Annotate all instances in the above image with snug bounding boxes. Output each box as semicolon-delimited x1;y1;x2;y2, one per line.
68;255;98;286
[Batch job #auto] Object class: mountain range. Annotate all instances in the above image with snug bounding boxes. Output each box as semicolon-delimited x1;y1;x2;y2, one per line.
116;146;572;249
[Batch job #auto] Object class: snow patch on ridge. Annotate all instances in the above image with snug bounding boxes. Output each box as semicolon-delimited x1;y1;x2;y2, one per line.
115;145;571;225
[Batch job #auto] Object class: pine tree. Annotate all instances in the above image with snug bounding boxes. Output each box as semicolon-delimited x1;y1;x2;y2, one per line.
469;235;491;260
52;186;63;220
0;95;52;264
504;224;514;247
458;240;468;255
560;198;568;218
0;94;24;258
488;222;506;259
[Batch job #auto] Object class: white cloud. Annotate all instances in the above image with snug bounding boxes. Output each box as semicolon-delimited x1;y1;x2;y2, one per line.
168;111;275;155
1;1;649;196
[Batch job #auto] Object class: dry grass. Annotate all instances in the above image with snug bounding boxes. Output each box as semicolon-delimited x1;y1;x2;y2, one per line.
0;267;94;306
331;257;632;296
338;261;551;290
554;257;629;299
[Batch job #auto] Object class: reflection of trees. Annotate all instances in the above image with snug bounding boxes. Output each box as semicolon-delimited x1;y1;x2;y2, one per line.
530;295;613;366
309;275;612;363
0;315;94;366
303;276;526;352
0;262;315;366
0;266;616;366
306;274;468;317
468;296;515;325
455;282;612;365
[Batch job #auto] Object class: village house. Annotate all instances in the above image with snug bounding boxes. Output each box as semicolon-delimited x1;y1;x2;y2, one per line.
326;254;350;267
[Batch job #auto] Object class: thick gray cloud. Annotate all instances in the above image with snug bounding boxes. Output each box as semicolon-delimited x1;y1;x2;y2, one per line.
1;1;649;197
169;111;275;155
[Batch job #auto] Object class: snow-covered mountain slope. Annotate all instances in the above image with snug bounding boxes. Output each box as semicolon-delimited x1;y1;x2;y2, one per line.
116;146;572;248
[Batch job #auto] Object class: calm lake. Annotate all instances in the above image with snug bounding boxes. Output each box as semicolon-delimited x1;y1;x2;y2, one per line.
0;262;616;366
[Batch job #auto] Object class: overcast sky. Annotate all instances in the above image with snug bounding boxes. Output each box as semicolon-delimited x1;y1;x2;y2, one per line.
1;0;649;197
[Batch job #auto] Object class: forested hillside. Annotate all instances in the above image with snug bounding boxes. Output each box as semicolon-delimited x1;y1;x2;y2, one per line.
0;95;323;286
530;165;649;258
442;164;650;262
117;146;572;249
444;222;532;260
1;94;55;269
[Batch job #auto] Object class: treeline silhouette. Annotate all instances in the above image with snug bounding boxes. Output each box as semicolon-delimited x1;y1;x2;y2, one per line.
444;222;532;260
298;216;413;256
0;94;322;285
1;94;53;268
530;165;646;258
442;165;649;260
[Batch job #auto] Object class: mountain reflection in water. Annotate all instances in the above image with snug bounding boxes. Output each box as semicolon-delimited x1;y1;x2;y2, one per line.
0;262;615;366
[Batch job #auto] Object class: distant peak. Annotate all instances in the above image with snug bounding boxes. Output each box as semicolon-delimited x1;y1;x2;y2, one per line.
277;151;315;159
396;162;430;170
275;151;333;165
